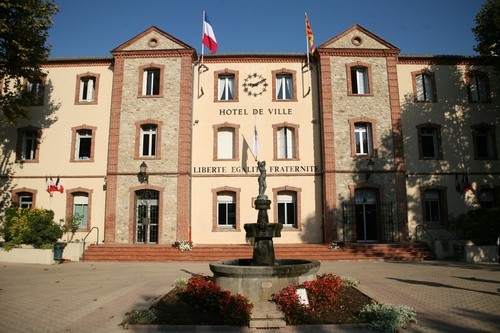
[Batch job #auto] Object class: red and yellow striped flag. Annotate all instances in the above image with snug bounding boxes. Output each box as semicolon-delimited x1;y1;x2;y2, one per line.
305;14;315;53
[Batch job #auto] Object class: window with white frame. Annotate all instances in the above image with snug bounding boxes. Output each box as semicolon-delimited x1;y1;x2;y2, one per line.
73;193;89;229
351;66;369;94
423;190;442;224
140;125;157;157
413;71;435;102
354;123;372;155
217;192;236;226
277;127;295;159
26;79;45;105
468;72;489;103
21;130;38;160
19;192;33;208
277;191;297;227
76;129;92;160
276;74;293;100
218;74;235;101
418;124;441;159
143;68;160;96
79;76;96;102
472;125;497;159
217;127;235;159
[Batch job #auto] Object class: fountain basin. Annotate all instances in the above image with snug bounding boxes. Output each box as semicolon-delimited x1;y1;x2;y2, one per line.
210;259;321;303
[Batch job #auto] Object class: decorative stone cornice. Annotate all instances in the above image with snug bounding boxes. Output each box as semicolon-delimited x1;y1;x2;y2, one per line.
317;48;400;57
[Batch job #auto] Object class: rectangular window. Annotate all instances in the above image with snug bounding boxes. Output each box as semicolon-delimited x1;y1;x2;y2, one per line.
420;127;438;158
218;75;235;101
141;125;157;157
277;193;296;227
73;194;89;229
19;193;33;208
80;77;95;102
468;73;489;103
143;68;160;95
473;127;496;159
22;130;38;160
276;74;292;100
415;73;434;102
424;191;441;224
217;128;235;159
76;130;92;160
479;189;495;209
351;67;369;94
354;123;372;155
277;127;295;159
27;80;45;105
217;193;236;226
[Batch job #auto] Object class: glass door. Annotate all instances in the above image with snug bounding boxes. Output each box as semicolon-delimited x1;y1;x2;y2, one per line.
135;190;159;243
355;188;379;242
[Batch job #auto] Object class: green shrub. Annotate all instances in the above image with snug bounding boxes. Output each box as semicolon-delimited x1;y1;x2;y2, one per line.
360;303;417;332
1;208;63;249
448;208;500;244
128;308;157;324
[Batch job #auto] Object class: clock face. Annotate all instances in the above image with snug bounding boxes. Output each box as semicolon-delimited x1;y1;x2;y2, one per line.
242;73;268;97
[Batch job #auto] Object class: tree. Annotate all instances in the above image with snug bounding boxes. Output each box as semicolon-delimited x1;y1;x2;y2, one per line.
472;0;500;70
0;0;58;126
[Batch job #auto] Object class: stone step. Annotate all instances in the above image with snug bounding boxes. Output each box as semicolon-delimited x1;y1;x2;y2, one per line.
249;301;287;329
82;242;434;262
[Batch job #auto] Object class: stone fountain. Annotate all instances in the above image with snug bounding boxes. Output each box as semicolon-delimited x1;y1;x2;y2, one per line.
210;161;321;303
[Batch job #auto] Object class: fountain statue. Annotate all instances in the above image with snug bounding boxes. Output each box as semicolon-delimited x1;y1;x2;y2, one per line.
210;160;320;303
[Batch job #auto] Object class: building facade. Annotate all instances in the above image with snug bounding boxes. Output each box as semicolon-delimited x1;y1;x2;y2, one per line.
1;25;498;246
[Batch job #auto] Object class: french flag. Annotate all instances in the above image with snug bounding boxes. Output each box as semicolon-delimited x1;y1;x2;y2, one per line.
202;12;218;53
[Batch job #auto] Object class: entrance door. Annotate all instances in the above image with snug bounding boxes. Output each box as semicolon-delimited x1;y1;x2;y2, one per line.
355;189;379;242
135;190;159;244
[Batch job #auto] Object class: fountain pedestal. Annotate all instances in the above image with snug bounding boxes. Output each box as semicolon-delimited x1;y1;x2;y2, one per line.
244;198;282;266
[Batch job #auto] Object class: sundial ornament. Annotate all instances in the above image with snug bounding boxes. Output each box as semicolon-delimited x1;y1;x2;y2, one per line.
243;73;268;97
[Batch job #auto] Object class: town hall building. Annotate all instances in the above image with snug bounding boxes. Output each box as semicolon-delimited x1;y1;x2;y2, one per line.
1;24;498;250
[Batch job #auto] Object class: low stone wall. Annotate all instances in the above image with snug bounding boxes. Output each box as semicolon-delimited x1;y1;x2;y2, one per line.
62;242;85;262
0;248;55;265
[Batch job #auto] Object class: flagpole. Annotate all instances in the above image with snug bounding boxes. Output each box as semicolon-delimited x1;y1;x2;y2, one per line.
305;13;310;69
200;10;205;69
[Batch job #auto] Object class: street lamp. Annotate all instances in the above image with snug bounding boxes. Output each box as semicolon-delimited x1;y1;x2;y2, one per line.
365;159;375;182
138;161;148;184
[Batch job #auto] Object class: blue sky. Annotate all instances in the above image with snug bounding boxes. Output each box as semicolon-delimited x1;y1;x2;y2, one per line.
48;0;485;58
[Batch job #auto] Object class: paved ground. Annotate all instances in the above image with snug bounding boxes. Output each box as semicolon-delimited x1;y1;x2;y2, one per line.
0;260;499;333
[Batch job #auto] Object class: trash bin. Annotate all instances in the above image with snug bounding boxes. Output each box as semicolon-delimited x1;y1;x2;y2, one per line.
453;244;464;261
53;243;66;261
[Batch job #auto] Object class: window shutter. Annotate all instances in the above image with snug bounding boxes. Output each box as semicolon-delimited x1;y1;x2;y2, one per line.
285;127;294;158
217;129;234;159
356;68;367;94
87;78;94;101
416;75;425;100
423;75;432;101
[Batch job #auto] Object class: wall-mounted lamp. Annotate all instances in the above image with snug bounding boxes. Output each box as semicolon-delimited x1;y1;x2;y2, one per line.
138;161;149;184
365;159;375;182
193;119;199;126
